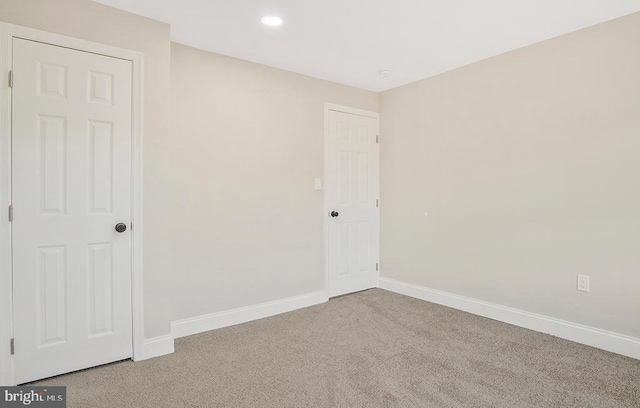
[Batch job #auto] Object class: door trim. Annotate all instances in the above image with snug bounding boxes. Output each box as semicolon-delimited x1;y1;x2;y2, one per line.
323;103;380;298
0;23;145;385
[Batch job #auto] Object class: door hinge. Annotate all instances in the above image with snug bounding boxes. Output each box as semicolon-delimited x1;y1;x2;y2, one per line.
8;70;13;88
376;199;379;208
376;263;379;271
10;338;14;355
376;134;379;143
8;204;13;222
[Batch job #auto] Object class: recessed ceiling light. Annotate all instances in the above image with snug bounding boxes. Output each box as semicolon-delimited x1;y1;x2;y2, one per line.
262;16;283;27
378;69;392;78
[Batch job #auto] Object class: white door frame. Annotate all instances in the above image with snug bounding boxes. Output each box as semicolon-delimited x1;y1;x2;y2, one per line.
323;103;380;297
0;23;145;385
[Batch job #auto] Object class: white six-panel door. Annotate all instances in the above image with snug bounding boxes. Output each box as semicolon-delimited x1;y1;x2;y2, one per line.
327;108;380;297
11;38;133;384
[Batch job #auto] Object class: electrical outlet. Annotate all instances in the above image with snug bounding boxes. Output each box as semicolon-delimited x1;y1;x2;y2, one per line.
577;275;590;292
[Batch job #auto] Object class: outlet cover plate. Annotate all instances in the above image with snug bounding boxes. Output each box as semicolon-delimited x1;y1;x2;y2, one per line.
577;275;590;292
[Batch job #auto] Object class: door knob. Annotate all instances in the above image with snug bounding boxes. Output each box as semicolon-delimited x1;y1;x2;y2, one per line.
115;223;127;233
330;211;339;218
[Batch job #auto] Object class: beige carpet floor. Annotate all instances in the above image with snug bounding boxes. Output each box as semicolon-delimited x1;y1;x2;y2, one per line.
33;289;640;407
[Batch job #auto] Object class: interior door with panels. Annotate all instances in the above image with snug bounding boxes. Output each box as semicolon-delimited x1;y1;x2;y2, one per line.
11;38;133;384
327;108;380;297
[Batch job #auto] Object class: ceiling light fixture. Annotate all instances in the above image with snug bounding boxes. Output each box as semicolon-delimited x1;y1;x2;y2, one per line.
261;15;283;27
378;69;392;78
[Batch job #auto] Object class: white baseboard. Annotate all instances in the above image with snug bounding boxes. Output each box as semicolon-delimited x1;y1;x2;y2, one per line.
136;334;175;361
379;277;640;360
171;290;329;339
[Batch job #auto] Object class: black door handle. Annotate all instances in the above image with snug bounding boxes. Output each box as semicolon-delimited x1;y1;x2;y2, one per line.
115;223;127;233
330;211;339;218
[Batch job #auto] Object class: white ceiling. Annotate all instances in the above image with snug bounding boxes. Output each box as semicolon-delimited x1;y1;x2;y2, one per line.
92;0;639;92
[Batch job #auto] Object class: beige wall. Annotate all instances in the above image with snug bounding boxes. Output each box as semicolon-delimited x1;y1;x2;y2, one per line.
0;0;173;338
380;12;640;337
169;43;378;321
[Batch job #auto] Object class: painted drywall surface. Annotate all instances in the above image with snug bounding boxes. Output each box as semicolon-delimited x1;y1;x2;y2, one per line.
380;13;640;338
169;43;378;321
0;0;173;338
